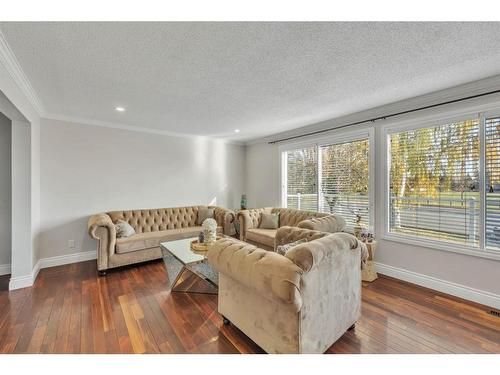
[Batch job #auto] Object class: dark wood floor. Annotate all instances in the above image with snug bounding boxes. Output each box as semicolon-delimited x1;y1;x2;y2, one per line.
0;260;499;354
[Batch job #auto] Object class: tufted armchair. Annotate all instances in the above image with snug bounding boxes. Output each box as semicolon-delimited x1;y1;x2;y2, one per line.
237;207;346;251
207;230;367;353
88;205;235;273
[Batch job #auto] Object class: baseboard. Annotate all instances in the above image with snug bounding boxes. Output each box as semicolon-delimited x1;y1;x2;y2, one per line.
375;262;500;310
8;250;96;291
9;270;36;290
0;263;11;276
38;250;97;269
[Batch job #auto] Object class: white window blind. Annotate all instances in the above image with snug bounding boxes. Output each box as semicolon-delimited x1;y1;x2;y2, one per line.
485;116;500;250
284;146;318;211
282;135;371;230
319;139;370;229
389;119;480;246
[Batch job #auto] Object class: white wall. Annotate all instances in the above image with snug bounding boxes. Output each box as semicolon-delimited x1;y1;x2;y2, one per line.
245;77;500;307
0;112;11;269
245;142;280;208
39;118;245;259
0;44;41;288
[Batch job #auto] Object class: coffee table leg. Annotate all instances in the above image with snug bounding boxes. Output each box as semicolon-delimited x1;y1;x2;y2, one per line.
162;250;184;291
189;260;219;287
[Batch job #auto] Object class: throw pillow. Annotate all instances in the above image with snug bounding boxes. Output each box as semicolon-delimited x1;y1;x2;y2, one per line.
275;238;308;256
259;213;280;229
197;207;215;225
115;220;135;238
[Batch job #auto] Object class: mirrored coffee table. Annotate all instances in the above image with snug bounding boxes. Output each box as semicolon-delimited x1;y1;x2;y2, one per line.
160;237;219;294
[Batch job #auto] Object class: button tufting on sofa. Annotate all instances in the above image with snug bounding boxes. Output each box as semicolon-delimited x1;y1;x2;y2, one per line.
89;205;235;272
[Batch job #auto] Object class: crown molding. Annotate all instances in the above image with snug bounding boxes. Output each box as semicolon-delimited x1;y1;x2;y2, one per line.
44;112;245;146
0;29;45;116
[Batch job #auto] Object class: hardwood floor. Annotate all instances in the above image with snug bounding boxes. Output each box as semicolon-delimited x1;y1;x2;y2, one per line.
0;260;499;354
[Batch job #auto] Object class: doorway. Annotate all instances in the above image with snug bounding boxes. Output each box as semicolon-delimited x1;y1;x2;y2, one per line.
0;90;33;290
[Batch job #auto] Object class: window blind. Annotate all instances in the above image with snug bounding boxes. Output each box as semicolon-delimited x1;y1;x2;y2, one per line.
319;139;370;229
283;137;371;230
285;146;318;211
485;116;500;250
389;119;480;246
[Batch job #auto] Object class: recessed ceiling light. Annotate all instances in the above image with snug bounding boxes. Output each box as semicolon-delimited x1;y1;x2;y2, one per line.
115;106;125;112
234;129;240;133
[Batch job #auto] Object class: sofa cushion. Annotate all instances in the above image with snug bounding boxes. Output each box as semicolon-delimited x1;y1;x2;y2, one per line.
246;228;276;248
115;226;222;254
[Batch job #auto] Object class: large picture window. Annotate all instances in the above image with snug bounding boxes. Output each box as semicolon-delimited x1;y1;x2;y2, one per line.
388;119;480;246
282;134;372;230
280;111;500;258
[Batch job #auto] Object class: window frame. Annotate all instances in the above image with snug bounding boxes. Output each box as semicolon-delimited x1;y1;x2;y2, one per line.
279;127;375;232
382;109;500;261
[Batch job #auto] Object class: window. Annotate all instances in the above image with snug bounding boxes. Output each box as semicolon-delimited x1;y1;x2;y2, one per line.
282;133;372;230
486;116;500;251
388;119;480;246
319;139;370;228
284;146;318;211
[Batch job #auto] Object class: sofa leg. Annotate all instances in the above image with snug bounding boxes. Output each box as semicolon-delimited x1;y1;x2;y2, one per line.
348;323;355;331
98;270;107;276
222;316;231;325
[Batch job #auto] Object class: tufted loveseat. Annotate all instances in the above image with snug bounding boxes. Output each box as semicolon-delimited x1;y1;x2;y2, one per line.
208;226;368;353
237;207;346;251
88;205;235;274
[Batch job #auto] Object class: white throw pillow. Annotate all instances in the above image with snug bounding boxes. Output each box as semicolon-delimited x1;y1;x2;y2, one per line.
275;238;307;256
259;213;279;229
115;220;135;238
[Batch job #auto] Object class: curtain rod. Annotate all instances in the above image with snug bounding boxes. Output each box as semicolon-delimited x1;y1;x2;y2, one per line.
268;88;500;144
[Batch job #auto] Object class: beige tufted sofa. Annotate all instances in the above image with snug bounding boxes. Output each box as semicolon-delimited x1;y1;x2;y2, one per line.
88;205;235;273
208;226;368;354
237;207;346;251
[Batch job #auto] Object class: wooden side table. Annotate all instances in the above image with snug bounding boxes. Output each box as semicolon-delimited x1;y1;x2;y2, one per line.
361;241;378;282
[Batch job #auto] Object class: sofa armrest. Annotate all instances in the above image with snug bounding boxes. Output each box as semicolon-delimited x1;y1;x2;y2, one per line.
207;237;303;311
88;213;117;260
297;214;346;233
211;206;236;235
285;232;367;273
274;226;328;251
88;213;114;238
237;208;268;240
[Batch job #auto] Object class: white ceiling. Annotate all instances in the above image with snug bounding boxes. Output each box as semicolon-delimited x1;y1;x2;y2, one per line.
2;22;500;142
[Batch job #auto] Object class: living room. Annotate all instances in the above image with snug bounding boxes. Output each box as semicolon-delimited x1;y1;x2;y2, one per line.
0;0;499;372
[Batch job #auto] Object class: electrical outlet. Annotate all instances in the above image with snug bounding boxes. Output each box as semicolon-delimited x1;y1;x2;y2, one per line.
68;240;75;249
